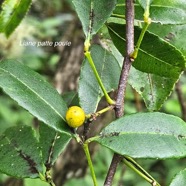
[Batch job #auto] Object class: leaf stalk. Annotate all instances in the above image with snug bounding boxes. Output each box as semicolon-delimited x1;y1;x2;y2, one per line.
83;143;98;186
123;156;161;186
131;2;152;59
131;19;151;59
45;170;56;186
84;51;115;105
86;105;114;119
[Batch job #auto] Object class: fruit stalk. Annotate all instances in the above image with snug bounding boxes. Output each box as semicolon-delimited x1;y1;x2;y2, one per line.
83;143;98;186
86;105;114;119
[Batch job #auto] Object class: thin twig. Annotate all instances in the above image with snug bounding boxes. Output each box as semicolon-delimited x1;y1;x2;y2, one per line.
83;143;98;186
45;171;56;186
104;0;134;185
115;0;134;117
83;105;114;140
83;120;92;141
104;153;123;186
175;81;186;121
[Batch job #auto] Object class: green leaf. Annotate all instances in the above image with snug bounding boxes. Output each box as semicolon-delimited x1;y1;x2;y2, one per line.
39;123;71;170
25;178;49;186
78;45;120;114
0;125;43;178
128;67;177;111
148;24;186;57
146;1;186;56
62;91;79;107
137;0;153;10
94;112;186;158
170;169;186;186
0;60;70;134
108;23;186;78
151;0;186;12
72;0;117;38
113;3;186;25
107;23;185;110
0;0;32;37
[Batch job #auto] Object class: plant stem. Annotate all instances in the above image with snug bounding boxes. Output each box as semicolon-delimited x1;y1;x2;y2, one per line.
84;38;91;52
83;143;98;186
111;14;125;19
104;154;123;186
45;171;56;186
84;2;116;105
83;120;92;141
86;105;114;119
75;131;98;185
123;158;152;183
104;0;134;185
48;180;56;186
131;1;151;59
84;51;115;105
131;21;151;59
143;0;151;23
84;105;114;139
85;136;100;144
115;0;134;118
123;156;161;186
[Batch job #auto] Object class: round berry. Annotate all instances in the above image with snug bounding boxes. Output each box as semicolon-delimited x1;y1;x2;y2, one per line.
65;106;85;128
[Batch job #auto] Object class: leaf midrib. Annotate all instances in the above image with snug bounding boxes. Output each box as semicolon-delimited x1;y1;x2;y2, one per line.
108;25;183;70
4;0;30;29
101;131;186;138
0;67;65;122
116;3;186;9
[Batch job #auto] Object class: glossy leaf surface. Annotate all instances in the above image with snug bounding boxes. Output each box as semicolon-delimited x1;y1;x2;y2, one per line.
39;124;71;170
0;125;43;178
170;169;186;186
73;0;117;38
148;24;186;57
0;60;70;134
95;112;186;158
107;23;185;110
0;0;32;37
128;67;177;111
113;2;186;25
108;23;185;78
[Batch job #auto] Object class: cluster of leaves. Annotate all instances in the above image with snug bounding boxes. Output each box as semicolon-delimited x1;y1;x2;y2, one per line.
0;0;186;185
0;60;72;179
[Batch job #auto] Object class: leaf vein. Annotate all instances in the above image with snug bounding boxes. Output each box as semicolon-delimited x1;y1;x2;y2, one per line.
0;67;65;121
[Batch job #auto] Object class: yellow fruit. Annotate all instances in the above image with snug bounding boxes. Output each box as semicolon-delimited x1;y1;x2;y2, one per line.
65;106;85;128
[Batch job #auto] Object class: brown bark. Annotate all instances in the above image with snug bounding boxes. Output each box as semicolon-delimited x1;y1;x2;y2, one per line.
104;0;135;185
